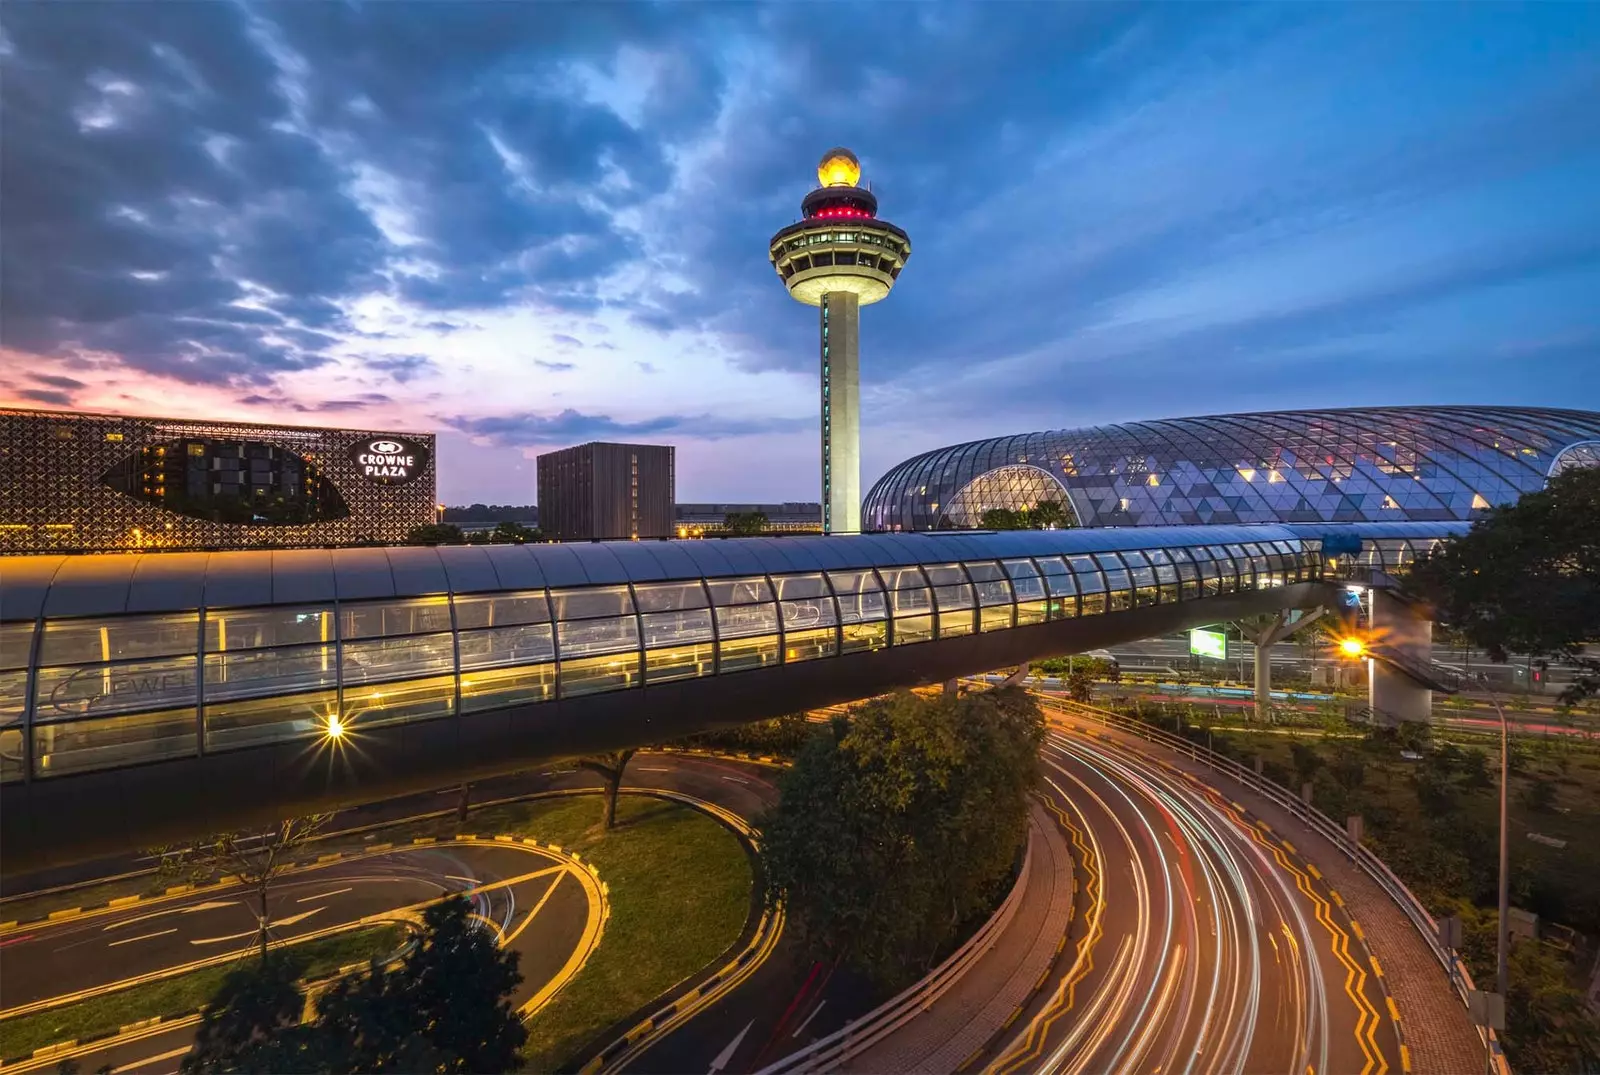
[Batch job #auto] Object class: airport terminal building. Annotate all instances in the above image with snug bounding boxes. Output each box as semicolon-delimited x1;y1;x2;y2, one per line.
0;408;437;554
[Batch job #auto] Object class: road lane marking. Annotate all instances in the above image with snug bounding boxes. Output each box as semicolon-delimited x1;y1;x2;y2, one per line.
708;1019;754;1073
638;766;671;772
792;1000;827;1038
295;887;353;903
112;1044;195;1073
502;868;568;947
107;928;177;948
720;775;749;785
191;907;324;945
446;875;478;884
100;901;236;932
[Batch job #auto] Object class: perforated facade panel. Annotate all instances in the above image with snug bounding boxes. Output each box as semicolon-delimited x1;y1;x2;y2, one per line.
0;408;436;553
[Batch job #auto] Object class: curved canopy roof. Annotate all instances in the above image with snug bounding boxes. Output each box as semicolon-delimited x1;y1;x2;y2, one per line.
0;523;1393;622
862;405;1600;532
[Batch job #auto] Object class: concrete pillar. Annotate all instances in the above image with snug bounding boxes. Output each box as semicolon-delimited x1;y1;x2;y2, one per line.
1233;608;1325;723
1253;642;1274;723
1369;588;1433;722
1002;665;1028;687
820;291;860;535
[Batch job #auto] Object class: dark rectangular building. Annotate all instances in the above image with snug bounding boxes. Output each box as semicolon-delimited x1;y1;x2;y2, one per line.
0;407;436;554
536;442;674;541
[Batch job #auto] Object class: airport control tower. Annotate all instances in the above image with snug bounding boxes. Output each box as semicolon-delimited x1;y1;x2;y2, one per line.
769;148;911;534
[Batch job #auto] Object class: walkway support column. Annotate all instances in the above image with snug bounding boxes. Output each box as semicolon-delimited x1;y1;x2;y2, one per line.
1233;609;1326;722
1369;588;1433;723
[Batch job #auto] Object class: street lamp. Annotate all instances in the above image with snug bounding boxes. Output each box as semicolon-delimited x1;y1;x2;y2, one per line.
1339;636;1366;658
1479;674;1512;1000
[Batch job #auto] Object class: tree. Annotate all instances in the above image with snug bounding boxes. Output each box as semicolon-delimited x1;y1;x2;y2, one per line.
186;896;526;1074
314;896;525;1074
406;523;466;546
1031;499;1069;529
1290;741;1323;786
759;688;1043;988
578;748;636;830
488;521;540;544
1064;667;1094;703
980;507;1022;530
182;956;313;1075
980;500;1070;531
723;511;768;536
1519;776;1557;813
1407;466;1600;702
156;816;334;960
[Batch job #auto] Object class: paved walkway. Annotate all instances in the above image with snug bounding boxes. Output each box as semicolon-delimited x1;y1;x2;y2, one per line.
1078;717;1489;1075
847;801;1074;1074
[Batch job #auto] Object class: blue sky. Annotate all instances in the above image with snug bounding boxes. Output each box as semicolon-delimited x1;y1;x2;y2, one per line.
2;2;1596;503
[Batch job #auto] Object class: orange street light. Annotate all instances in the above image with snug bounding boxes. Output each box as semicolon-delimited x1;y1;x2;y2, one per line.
1339;637;1366;658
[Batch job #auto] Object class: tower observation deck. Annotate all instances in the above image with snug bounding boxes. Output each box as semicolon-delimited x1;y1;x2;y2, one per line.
769;148;911;534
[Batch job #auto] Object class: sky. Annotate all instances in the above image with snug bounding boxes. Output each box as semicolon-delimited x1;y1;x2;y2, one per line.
2;3;1597;505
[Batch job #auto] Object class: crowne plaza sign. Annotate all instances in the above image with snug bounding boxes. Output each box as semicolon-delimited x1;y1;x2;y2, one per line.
349;435;430;486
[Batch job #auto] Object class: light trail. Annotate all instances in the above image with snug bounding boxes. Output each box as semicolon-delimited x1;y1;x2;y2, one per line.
987;722;1399;1075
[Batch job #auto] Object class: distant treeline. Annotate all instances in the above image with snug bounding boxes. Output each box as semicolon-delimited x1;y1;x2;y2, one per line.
441;504;538;523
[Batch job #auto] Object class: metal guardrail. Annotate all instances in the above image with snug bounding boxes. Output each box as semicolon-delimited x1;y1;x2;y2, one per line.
1043;696;1510;1075
756;814;1039;1074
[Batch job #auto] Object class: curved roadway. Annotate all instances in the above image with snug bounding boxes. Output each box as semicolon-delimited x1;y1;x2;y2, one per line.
0;754;779;1075
984;721;1400;1075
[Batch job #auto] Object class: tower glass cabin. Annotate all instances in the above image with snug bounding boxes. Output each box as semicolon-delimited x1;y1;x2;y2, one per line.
769;148;911;534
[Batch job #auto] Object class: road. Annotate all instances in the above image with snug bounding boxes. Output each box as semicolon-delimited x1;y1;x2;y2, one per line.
1;841;591;1017
0;752;786;1075
982;716;1400;1075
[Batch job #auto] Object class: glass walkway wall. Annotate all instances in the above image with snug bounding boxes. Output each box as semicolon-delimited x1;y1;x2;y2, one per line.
0;524;1454;785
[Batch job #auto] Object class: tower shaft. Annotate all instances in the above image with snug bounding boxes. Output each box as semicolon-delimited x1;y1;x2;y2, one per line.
820;291;860;534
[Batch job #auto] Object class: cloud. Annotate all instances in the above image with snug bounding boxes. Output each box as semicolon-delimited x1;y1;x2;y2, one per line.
17;389;74;406
366;352;438;383
1;3;1596;502
28;373;87;389
445;407;807;448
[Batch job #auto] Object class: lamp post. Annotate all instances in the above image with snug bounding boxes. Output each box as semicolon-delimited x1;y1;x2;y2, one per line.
1480;676;1511;1000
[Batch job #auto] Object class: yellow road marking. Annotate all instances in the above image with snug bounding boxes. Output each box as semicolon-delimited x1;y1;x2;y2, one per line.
990;794;1104;1075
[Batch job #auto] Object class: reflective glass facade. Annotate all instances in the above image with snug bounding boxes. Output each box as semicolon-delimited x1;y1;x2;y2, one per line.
862;406;1600;531
0;526;1335;783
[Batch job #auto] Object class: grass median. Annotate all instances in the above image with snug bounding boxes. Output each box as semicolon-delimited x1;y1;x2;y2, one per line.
465;793;754;1073
0;923;404;1061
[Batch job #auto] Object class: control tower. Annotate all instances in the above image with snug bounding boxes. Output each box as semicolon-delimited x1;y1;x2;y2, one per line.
769;148;911;534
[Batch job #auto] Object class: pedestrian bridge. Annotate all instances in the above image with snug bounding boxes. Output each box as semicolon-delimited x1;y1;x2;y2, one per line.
0;522;1457;872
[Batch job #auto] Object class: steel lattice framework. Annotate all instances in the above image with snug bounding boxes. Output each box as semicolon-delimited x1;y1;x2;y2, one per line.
0;409;436;554
862;405;1600;532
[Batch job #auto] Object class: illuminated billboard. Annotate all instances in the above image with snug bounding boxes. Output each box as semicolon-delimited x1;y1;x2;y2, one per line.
1189;627;1227;660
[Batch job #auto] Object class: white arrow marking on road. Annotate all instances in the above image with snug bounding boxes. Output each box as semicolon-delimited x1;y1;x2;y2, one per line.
709;1019;753;1074
190;906;325;945
107;928;178;948
793;1000;827;1038
102;900;237;931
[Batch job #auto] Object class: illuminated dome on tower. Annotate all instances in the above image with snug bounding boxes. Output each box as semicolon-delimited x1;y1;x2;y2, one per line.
769;148;912;534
